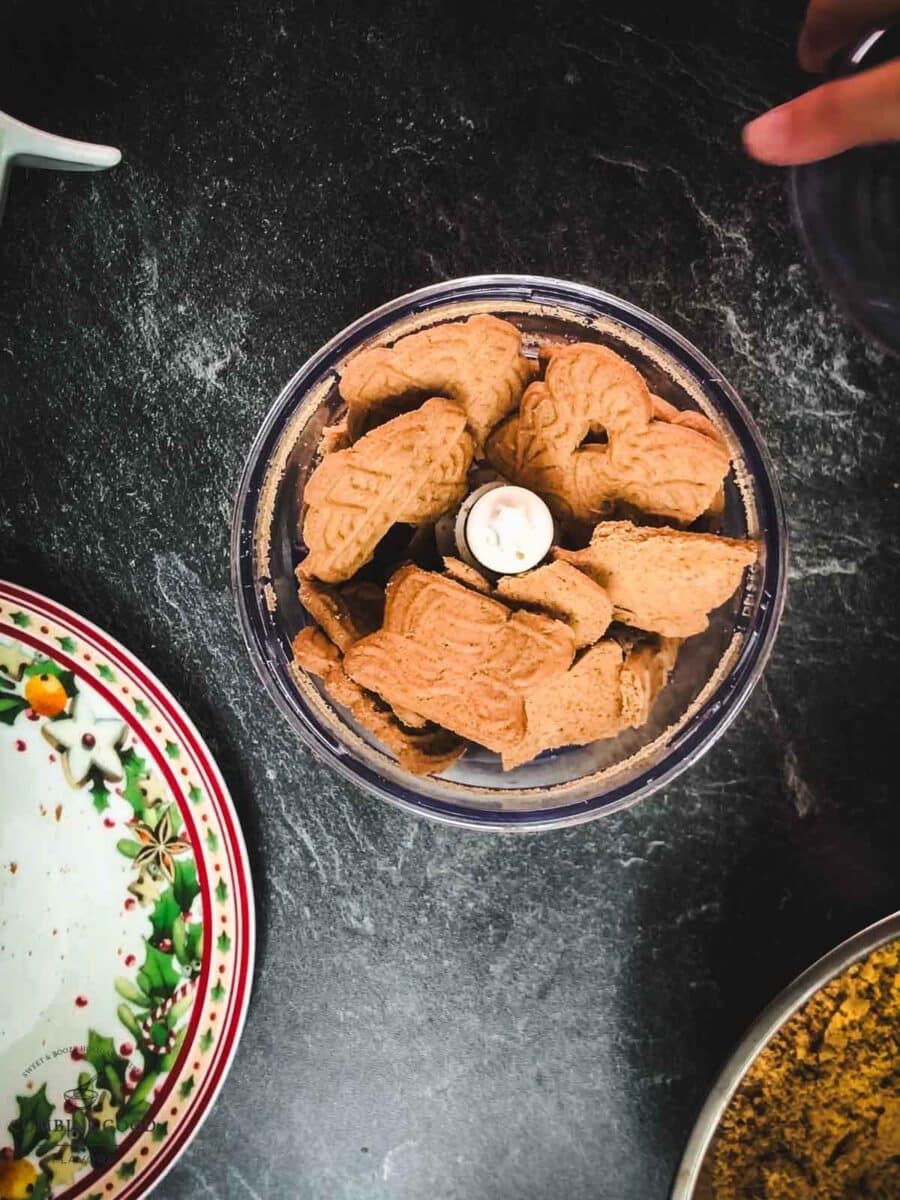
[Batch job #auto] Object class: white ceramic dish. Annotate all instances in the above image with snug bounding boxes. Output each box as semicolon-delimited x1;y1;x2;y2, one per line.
0;582;253;1200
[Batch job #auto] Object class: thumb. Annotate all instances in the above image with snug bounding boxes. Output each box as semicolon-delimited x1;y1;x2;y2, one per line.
743;59;900;165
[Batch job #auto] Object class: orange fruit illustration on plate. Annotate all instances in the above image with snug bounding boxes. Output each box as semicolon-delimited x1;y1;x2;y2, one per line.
24;673;68;718
0;1157;38;1200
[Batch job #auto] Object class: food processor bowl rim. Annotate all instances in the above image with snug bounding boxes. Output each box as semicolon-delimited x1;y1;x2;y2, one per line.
231;274;788;831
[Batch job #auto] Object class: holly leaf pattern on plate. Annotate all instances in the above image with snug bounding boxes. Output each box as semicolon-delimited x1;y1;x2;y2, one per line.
117;1071;158;1132
136;941;181;1002
160;1026;187;1073
85;1031;129;1103
172;859;199;913
0;695;28;725
29;1174;49;1200
186;922;203;963
172;915;204;970
8;1083;53;1157
33;1128;66;1157
121;748;149;819
91;775;111;814
150;888;181;943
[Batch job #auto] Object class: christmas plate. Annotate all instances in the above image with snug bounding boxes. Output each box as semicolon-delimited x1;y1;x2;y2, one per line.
0;582;254;1200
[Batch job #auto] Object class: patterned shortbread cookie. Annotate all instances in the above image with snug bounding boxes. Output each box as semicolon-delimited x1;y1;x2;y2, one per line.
344;567;575;753
339;314;537;451
301;397;473;582
487;342;729;524
501;641;624;770
618;637;681;728
297;575;427;727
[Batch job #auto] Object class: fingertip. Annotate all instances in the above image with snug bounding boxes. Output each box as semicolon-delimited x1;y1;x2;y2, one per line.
743;65;900;167
742;106;796;165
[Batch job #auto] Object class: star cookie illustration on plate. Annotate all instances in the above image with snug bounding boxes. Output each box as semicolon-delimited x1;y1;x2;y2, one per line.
0;639;33;681
127;867;164;907
42;1145;83;1189
44;692;127;785
135;771;170;813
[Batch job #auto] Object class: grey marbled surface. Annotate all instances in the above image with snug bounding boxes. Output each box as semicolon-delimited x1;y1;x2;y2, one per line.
2;0;900;1196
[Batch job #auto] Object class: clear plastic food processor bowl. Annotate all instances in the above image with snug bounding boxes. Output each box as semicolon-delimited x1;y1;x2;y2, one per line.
232;276;787;831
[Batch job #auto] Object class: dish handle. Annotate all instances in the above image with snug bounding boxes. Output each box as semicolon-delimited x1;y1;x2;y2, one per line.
0;109;121;222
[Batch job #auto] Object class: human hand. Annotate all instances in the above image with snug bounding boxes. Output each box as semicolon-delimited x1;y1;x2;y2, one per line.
743;0;900;164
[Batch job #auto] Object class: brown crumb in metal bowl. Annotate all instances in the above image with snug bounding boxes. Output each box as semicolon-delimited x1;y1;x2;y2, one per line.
710;940;900;1199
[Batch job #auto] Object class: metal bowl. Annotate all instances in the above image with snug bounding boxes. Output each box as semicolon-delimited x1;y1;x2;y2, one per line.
672;911;900;1199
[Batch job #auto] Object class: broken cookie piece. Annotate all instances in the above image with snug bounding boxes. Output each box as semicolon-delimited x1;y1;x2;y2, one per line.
619;637;681;728
292;625;341;676
501;633;679;769
297;575;425;726
339;314;537;451
292;626;463;775
318;416;351;455
301;397;474;583
441;556;492;594
495;560;613;648
502;641;624;770
487;342;730;525
555;520;756;637
344;567;575;753
297;575;384;653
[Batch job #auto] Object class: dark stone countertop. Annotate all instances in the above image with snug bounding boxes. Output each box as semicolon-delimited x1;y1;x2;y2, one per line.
2;1;900;1196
